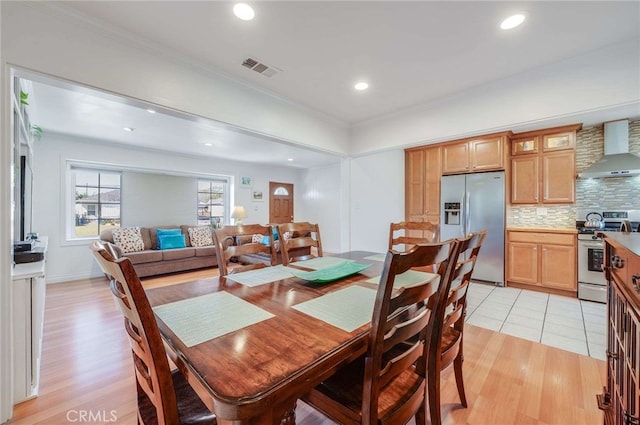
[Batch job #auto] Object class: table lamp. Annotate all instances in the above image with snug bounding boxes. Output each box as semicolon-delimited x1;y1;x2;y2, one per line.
231;205;248;225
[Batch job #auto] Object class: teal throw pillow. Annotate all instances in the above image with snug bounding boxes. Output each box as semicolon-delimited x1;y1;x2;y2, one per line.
272;227;279;240
158;234;186;250
260;235;271;246
156;228;181;237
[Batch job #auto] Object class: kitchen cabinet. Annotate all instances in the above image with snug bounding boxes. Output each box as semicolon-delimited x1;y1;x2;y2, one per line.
506;229;577;295
405;145;441;223
510;124;580;205
442;133;509;175
598;233;640;425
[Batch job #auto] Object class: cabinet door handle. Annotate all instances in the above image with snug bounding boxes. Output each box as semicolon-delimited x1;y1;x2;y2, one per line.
611;255;624;269
623;411;639;425
632;274;640;293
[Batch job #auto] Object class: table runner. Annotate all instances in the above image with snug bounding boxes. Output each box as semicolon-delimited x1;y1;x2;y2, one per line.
226;265;294;287
365;269;439;289
153;292;274;347
292;285;377;332
293;256;351;270
363;252;387;262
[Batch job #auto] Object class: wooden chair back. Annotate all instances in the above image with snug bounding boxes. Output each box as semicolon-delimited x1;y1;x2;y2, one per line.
212;224;277;276
388;221;440;251
276;222;323;266
361;238;462;424
428;230;487;425
90;241;180;424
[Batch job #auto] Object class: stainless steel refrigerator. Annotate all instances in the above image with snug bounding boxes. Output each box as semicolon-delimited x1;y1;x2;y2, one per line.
440;171;505;285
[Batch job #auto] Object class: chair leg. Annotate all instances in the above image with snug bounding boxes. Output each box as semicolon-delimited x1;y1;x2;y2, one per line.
453;353;467;408
428;368;442;425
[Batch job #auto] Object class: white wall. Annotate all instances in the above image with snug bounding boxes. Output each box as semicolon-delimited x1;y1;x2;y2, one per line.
32;133;303;283
349;150;405;253
1;2;349;155
351;39;640;154
123;172;198;227
297;163;343;254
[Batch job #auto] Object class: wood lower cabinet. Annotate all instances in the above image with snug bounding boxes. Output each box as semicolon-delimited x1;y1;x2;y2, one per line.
442;132;509;175
405;145;441;223
599;234;640;425
506;229;577;295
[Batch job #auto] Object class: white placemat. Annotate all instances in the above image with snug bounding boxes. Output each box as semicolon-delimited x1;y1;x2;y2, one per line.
153;292;274;347
363;252;387;262
293;286;377;332
365;269;440;289
293;256;349;270
226;265;294;287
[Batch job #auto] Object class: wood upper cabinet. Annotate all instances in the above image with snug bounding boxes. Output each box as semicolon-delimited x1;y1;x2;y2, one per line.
507;229;577;294
405;145;441;223
510;124;580;205
442;134;508;175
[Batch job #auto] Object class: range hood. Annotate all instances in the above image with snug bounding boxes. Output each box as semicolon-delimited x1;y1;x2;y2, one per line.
579;119;640;178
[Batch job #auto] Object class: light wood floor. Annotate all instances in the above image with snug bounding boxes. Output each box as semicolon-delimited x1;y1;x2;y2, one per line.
7;269;606;425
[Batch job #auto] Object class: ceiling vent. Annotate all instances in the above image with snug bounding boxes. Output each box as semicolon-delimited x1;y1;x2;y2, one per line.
241;57;281;78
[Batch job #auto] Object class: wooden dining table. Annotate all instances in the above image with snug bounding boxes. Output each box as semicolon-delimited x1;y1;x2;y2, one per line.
145;251;386;425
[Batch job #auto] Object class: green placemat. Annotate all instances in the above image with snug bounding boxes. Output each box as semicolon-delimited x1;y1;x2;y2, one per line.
365;269;440;289
293;286;377;332
287;261;371;283
153;292;274;347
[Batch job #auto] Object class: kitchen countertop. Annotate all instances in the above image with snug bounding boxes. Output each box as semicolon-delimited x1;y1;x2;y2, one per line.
598;231;640;257
506;227;578;234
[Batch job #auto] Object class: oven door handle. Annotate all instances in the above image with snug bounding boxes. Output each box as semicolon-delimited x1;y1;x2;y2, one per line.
581;242;604;248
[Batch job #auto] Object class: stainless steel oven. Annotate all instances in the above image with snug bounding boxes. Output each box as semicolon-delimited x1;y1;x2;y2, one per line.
576;209;640;303
577;234;607;303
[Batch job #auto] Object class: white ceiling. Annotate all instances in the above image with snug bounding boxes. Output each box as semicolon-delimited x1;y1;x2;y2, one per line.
25;1;640;167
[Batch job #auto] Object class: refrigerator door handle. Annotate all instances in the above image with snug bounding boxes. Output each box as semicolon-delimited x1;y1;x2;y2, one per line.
465;191;471;235
459;193;465;237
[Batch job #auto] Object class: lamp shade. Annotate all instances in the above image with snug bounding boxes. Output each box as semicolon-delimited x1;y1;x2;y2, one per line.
231;206;248;223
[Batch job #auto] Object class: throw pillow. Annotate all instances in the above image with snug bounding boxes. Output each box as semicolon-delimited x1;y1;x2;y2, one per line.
252;234;263;244
158;234;186;250
112;227;145;253
188;226;213;247
156;228;182;237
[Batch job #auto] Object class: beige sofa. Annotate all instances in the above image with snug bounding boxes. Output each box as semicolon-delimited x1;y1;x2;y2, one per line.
100;225;218;278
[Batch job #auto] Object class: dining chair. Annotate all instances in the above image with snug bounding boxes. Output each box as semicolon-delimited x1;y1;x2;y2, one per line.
428;230;487;425
302;238;463;425
90;241;216;425
388;221;440;251
212;224;277;277
276;222;323;266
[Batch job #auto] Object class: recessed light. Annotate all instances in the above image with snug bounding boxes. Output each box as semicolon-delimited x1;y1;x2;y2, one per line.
287;158;294;162
500;14;525;30
146;109;156;114
123;127;135;132
354;82;369;91
233;3;255;21
204;143;213;147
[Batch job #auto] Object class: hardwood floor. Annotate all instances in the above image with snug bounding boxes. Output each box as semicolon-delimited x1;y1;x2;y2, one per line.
6;269;605;424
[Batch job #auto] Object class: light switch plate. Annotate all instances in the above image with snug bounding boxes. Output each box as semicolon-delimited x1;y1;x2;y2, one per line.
536;207;548;216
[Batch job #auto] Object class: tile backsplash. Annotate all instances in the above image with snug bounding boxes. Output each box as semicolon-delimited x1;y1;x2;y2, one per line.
508;119;640;228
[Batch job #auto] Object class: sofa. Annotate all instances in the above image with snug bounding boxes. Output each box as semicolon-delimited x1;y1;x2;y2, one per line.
100;225;218;278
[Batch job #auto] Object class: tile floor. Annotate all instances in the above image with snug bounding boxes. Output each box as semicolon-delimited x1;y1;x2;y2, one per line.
465;282;607;360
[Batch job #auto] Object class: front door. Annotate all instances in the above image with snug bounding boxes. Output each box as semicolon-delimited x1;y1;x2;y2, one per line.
269;182;294;224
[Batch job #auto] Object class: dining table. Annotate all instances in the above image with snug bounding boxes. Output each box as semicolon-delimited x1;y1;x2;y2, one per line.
145;251;390;425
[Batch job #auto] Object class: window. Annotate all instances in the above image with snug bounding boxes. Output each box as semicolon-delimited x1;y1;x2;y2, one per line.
197;179;227;228
72;167;121;238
